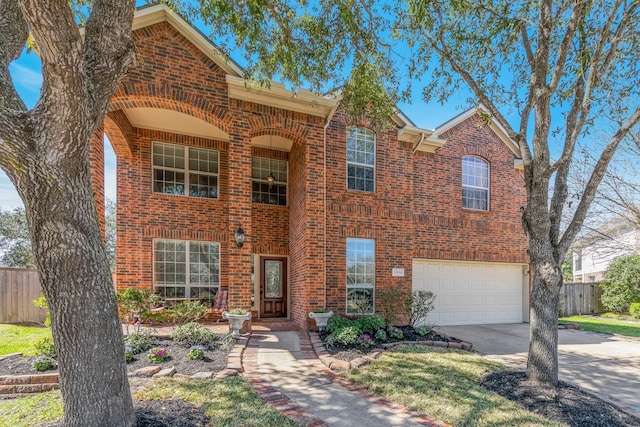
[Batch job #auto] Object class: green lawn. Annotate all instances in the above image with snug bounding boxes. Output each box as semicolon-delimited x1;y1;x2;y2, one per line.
345;345;563;427
559;315;640;337
0;324;51;356
0;377;296;427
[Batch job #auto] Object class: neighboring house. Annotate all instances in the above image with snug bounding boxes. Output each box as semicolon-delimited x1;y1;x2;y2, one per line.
89;4;529;328
572;218;640;283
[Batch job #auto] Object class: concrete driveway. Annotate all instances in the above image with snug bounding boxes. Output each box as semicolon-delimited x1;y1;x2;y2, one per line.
439;323;640;418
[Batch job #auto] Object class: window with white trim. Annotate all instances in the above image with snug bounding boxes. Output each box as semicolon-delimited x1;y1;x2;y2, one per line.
346;127;375;192
462;156;489;210
252;156;288;206
152;141;219;199
346;238;375;315
153;239;220;302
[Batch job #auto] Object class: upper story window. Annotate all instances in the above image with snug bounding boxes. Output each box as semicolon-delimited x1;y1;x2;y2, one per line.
346;127;375;192
252;156;288;206
346;238;375;315
573;252;582;272
152;141;219;199
153;239;220;303
462;156;489;211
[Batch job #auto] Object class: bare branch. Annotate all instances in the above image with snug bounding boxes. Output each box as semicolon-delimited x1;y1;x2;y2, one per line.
548;1;585;92
559;106;640;254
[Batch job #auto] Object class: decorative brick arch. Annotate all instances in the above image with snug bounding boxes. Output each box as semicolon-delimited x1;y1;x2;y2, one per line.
461;148;493;163
104;111;134;158
248;119;308;148
109;95;231;136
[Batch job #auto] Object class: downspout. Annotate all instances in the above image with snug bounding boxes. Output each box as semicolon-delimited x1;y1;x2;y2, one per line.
412;132;426;153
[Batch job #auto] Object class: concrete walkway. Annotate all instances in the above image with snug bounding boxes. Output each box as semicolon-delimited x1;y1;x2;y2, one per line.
242;331;447;427
440;323;640;418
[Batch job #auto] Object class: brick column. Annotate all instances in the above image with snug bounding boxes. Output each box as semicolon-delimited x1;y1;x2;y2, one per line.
227;115;252;311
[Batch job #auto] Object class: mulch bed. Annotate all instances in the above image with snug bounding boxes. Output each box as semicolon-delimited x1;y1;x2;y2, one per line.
0;338;231;377
481;370;640;427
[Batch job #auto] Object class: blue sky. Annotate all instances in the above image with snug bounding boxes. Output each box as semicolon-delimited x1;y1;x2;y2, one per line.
0;16;473;211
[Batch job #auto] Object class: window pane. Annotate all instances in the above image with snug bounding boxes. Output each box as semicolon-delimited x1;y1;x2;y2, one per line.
189;174;218;199
347;164;374;192
188;147;219;174
346;238;375;315
188;242;220;286
462;156;489;211
252;156;288;205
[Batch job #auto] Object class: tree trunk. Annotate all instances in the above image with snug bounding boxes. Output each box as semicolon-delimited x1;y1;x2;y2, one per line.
526;253;563;386
21;152;135;426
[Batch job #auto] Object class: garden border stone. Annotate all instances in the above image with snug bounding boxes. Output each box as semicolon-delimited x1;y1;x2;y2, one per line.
308;331;474;372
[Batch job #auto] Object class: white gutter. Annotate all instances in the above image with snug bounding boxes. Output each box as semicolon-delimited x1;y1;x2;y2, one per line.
322;105;338;309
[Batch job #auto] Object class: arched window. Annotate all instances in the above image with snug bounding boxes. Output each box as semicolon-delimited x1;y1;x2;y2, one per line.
346;127;375;192
462;156;489;210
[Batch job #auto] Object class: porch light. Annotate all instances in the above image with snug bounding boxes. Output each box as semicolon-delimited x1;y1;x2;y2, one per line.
234;226;245;248
267;172;275;188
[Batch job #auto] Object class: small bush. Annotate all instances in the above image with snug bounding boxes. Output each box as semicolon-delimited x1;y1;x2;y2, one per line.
403;290;436;327
32;296;51;327
124;346;134;363
167;301;207;324
415;327;429;337
188;345;206;360
326;315;358;334
388;326;404;340
355;315;386;334
124;329;156;354
35;337;56;358
358;333;374;348
32;355;56;372
601;255;640;313
116;288;157;334
147;347;169;363
630;303;640;319
326;326;361;346
171;322;218;349
374;329;388;341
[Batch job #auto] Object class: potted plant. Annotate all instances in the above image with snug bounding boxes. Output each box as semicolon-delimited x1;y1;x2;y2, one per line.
222;309;251;337
309;309;334;331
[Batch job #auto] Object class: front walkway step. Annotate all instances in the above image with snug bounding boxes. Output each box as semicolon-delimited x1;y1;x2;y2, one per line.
242;331;449;427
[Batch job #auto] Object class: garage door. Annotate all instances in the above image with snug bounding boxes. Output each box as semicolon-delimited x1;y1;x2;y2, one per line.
412;260;525;326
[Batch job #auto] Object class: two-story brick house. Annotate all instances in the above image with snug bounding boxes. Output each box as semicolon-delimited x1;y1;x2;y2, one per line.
90;4;529;329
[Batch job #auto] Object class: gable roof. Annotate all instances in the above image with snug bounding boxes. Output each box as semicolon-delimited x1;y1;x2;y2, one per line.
432;105;521;158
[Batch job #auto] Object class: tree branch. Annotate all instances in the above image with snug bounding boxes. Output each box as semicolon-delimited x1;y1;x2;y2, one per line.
558;106;640;255
83;0;136;127
548;0;585;93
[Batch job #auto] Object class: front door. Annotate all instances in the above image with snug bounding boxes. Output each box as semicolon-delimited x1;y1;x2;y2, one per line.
260;257;287;318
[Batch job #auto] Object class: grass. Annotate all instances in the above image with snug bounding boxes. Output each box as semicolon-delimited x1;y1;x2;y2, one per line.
0;390;63;427
0;377;296;427
0;324;51;356
559;315;640;337
345;345;564;427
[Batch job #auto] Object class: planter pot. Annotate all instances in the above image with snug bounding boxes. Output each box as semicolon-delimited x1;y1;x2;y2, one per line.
223;311;251;337
309;311;334;331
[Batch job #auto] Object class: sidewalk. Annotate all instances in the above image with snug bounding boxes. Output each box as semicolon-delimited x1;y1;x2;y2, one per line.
241;331;448;427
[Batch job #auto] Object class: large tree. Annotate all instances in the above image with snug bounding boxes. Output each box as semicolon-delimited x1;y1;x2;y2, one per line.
402;0;640;384
0;1;393;425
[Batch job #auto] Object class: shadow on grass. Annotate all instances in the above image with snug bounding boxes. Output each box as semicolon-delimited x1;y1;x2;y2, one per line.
344;345;561;427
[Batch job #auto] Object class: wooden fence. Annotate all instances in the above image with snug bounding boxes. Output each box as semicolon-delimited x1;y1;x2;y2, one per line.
0;268;46;324
559;282;605;317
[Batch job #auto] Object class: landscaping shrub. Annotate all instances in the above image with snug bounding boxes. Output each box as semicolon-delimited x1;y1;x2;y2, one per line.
32;296;51;327
188;345;206;360
388;326;404;340
147;347;170;363
124;329;155;355
377;289;407;325
355;315;386;334
358;333;374;348
171;322;218;349
630;303;640;319
326;315;358;334
325;326;361;346
415;327;429;337
403;290;436;327
601;255;640;313
116;288;159;334
167;301;208;324
374;329;388;341
32;355;56;372
35;337;56;358
124;346;134;363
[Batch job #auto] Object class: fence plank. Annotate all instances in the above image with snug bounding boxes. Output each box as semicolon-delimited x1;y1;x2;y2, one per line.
0;268;45;324
559;282;604;317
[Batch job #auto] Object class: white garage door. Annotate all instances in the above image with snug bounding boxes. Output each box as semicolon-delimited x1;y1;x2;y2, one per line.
412;260;525;326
